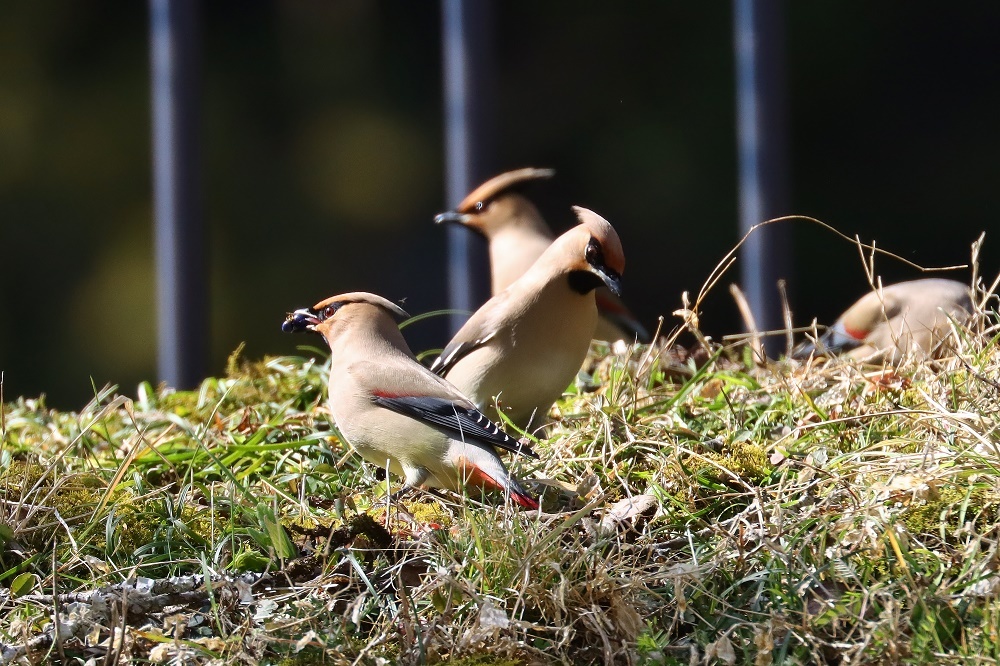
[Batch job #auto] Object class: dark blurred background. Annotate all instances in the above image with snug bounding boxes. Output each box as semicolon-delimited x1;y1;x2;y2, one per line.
1;2;998;408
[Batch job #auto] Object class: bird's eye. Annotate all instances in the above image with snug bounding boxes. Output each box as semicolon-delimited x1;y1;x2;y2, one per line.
585;239;601;263
322;305;338;319
475;201;485;212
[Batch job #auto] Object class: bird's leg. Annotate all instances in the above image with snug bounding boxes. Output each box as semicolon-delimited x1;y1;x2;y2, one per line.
422;487;450;501
375;467;430;527
388;485;417;503
381;485;418;528
397;467;430;501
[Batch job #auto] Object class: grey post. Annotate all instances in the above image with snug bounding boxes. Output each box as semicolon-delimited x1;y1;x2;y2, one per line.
733;0;790;356
441;0;493;334
150;0;206;388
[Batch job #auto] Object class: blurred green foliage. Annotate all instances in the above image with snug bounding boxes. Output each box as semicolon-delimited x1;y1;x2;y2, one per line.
1;2;997;407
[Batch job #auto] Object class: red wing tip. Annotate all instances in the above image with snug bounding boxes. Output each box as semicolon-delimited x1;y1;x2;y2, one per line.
843;325;868;341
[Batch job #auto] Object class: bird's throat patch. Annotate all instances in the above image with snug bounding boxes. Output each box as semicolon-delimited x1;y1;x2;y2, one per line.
568;270;604;295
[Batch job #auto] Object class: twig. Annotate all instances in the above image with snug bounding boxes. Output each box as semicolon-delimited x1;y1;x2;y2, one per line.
778;279;794;358
665;214;969;352
52;547;66;665
959;356;1000;394
694;215;966;317
730;284;765;364
0;633;52;664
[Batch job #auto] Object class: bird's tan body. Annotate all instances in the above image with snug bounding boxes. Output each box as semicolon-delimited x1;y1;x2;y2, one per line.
434;207;624;431
442;272;597;429
290;293;536;506
798;278;972;362
322;306;460;489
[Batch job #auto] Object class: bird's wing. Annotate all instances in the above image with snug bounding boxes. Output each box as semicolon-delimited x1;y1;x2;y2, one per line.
429;291;515;375
348;360;537;459
371;395;537;458
429;330;497;376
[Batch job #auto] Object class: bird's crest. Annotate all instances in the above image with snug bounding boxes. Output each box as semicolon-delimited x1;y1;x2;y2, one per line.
456;167;555;213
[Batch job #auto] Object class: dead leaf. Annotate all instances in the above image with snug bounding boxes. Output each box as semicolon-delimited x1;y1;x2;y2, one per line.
598;494;658;536
700;378;724;399
477;600;509;632
193;636;226;652
610;593;643;641
576;474;602;500
148;644;172;663
754;622;774;666
295;630;318;653
705;634;736;664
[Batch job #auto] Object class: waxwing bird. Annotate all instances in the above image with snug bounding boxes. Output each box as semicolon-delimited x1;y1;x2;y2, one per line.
793;278;972;362
282;292;539;509
434;168;650;343
430;206;625;431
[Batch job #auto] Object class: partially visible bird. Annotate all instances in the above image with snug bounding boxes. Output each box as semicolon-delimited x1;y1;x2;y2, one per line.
434;168;650;343
431;206;625;431
793;278;972;362
283;292;539;509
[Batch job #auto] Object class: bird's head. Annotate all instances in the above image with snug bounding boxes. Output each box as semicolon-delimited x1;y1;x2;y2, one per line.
433;167;554;239
283;292;410;336
558;206;625;297
792;287;899;358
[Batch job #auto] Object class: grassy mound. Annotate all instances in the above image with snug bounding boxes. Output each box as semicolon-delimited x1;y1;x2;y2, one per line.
1;309;999;664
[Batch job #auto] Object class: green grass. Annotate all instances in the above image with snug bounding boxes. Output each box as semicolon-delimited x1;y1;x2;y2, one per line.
2;310;1000;665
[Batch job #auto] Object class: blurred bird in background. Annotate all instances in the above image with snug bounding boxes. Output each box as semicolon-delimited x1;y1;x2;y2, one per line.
793;278;972;362
283;291;539;509
435;168;650;343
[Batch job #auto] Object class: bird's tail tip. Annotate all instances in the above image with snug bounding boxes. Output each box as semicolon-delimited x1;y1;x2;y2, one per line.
511;490;540;510
460;455;539;510
506;477;540;510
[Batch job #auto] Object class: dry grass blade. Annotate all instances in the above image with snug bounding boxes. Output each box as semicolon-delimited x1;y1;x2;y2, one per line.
730;283;764;364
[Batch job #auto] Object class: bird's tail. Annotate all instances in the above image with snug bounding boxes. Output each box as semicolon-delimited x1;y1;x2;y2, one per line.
504;475;540;510
456;449;539;510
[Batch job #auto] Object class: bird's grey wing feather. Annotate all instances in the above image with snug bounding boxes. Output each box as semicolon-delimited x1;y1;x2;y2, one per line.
370;394;537;459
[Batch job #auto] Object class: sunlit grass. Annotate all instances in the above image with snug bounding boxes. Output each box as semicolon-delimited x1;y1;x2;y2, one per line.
1;304;1000;664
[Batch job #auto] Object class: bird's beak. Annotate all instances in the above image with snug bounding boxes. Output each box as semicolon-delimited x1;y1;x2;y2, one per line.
791;338;819;360
595;267;623;297
792;329;839;359
792;321;864;359
434;211;471;226
282;308;320;333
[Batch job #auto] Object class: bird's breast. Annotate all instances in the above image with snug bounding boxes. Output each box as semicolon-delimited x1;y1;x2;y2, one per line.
446;285;597;425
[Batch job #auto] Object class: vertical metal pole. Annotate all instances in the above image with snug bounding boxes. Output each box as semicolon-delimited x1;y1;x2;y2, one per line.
441;0;492;334
150;0;206;388
734;0;790;356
